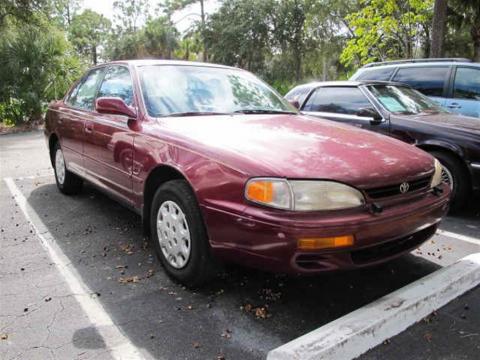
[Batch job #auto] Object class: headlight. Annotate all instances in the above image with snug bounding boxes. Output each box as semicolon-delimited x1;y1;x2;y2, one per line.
430;158;443;188
245;178;365;211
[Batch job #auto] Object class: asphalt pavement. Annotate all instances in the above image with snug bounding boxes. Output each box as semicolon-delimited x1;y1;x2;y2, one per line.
1;130;479;360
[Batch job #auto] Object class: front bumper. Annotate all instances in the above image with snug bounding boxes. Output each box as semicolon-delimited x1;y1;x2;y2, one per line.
202;184;450;274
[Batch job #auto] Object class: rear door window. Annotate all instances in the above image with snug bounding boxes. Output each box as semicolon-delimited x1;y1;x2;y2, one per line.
453;67;480;100
303;87;371;114
356;67;395;81
392;66;449;97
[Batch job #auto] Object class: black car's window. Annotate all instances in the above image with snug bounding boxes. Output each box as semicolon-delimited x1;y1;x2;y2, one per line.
303;87;371;115
67;68;105;110
392;66;449;97
368;85;447;115
454;67;480;100
356;67;395;81
285;86;312;105
97;66;134;106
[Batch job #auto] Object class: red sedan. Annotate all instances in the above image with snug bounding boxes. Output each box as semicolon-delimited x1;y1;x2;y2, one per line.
45;60;450;287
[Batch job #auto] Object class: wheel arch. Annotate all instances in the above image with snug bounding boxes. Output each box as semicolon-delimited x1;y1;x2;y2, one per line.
142;164;199;236
48;133;59;166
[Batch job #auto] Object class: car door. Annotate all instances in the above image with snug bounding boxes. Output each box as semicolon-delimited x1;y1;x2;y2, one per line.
83;65;136;205
301;86;390;135
59;67;106;175
444;66;480;117
391;66;450;107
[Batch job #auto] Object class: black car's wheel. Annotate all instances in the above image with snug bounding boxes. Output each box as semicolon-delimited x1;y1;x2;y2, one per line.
150;179;217;287
430;150;469;212
53;142;83;195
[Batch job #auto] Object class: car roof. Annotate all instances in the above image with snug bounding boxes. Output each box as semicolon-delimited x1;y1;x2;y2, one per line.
359;58;478;70
291;80;406;91
99;59;242;71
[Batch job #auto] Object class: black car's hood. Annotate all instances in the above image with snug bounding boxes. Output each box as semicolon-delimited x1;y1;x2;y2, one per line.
396;112;480;134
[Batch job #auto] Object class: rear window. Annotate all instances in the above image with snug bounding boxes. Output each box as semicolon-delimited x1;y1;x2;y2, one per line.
303;87;371;114
454;67;480;100
392;66;449;97
356;67;395;81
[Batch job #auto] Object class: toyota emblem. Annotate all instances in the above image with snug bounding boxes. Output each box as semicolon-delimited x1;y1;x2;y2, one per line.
399;182;409;194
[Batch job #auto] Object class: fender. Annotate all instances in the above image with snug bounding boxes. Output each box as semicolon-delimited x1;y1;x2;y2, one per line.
416;139;465;158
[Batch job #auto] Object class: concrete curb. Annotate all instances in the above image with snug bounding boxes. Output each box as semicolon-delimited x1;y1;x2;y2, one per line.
267;253;480;360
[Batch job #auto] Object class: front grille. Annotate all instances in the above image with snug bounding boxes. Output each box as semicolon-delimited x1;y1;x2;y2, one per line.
365;176;431;199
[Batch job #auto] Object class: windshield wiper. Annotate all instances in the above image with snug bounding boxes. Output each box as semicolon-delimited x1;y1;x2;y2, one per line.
234;109;297;115
164;111;231;117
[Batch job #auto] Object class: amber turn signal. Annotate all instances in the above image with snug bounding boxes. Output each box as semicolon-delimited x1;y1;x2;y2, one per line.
297;235;354;250
246;180;274;203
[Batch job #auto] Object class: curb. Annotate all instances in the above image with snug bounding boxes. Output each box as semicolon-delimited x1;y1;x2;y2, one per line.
267;253;480;360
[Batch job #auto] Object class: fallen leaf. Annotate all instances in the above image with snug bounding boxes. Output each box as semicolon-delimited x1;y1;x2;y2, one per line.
424;332;433;342
118;276;140;284
193;342;201;349
1;334;8;340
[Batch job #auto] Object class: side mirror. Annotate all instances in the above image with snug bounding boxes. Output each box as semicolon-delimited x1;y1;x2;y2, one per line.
96;97;137;119
288;99;300;109
356;107;382;124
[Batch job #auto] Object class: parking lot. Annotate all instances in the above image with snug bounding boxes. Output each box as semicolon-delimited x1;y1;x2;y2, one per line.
1;131;479;360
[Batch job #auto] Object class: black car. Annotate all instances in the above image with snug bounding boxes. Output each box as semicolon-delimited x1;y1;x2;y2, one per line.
285;80;480;211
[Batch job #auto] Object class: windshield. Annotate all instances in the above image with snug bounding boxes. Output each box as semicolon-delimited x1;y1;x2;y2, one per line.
367;85;448;115
138;65;296;117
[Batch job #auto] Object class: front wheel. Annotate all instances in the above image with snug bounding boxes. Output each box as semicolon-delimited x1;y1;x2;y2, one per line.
150;180;217;287
53;142;83;195
430;150;469;212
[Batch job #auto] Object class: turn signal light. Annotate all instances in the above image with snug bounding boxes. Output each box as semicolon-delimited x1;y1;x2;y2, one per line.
297;235;354;250
246;180;274;203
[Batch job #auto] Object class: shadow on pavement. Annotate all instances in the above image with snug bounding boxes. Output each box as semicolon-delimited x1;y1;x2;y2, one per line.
440;192;480;238
26;180;442;360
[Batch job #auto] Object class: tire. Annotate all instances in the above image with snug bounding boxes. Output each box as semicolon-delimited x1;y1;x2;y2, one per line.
150;180;217;287
429;150;470;213
53;142;83;195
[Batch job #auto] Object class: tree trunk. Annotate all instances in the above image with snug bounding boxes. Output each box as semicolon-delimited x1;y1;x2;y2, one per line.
92;45;97;65
200;0;207;62
472;14;480;62
430;0;448;58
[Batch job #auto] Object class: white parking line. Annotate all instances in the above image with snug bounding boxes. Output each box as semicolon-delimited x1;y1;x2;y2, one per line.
437;229;480;246
267;253;480;360
4;177;147;360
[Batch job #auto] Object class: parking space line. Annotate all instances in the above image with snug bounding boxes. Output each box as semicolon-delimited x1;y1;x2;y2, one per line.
267;253;480;360
437;229;480;246
4;177;147;360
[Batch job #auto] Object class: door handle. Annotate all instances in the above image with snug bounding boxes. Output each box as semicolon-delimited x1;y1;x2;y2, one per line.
85;124;93;134
447;103;461;109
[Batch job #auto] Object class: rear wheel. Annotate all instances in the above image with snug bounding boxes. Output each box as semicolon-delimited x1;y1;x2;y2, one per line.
53;142;83;195
429;150;469;212
150;180;217;287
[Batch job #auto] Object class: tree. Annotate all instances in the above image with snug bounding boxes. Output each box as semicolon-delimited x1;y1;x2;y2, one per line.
449;0;480;61
0;0;49;27
144;16;179;59
51;0;81;27
340;0;434;67
430;0;447;57
113;0;149;34
0;20;83;123
69;10;112;65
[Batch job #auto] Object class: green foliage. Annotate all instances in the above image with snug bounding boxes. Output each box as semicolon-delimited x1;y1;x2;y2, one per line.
69;10;111;65
340;0;434;67
0;19;84;124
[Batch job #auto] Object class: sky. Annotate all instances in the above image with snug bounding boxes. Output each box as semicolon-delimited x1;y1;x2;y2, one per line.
81;0;219;33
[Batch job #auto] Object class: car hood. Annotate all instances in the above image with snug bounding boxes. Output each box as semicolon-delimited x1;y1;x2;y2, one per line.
398;112;480;133
156;114;434;189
